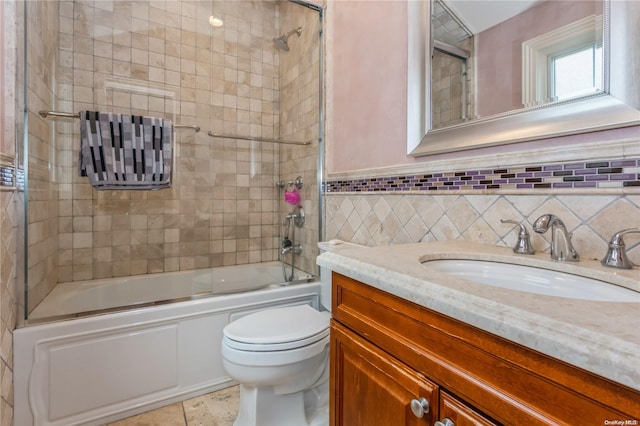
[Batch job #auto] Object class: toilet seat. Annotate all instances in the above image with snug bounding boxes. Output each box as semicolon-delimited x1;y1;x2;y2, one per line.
223;329;329;352
223;305;330;352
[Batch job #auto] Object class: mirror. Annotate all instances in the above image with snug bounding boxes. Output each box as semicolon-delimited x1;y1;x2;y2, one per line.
408;0;640;157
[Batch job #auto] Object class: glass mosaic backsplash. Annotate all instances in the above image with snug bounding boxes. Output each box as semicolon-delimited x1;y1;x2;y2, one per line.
0;165;22;189
324;158;640;192
0;166;14;188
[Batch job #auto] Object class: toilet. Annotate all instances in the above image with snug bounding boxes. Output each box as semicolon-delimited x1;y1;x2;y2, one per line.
222;304;330;426
221;240;360;426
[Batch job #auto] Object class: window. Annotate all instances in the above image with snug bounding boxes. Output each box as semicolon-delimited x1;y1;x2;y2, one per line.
522;15;603;107
551;44;602;100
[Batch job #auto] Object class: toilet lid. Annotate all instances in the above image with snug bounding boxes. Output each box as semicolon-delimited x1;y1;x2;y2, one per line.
223;305;330;349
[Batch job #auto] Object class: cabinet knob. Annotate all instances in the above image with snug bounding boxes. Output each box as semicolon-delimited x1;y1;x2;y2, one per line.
435;418;455;426
410;397;430;418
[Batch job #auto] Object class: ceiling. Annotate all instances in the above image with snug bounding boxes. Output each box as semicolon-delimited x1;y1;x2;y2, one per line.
445;0;545;34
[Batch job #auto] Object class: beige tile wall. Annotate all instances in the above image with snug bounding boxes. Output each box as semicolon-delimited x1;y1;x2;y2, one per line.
1;1;20;423
278;1;321;276
0;191;17;426
19;0;323;318
325;193;640;264
432;36;474;129
52;0;293;290
25;0;61;319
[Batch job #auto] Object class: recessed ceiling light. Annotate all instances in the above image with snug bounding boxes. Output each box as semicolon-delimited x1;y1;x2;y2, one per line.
209;16;224;27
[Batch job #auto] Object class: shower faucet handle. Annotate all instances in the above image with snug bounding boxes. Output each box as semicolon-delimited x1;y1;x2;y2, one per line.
281;237;292;248
501;219;535;254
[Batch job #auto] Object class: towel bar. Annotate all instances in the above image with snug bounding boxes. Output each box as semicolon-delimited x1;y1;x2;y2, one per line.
207;130;311;145
38;110;200;132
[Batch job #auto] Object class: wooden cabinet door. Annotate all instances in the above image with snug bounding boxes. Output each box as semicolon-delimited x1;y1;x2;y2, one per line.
437;391;499;426
331;321;438;426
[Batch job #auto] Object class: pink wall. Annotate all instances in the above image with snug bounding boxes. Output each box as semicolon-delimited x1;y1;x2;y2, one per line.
326;0;633;175
329;1;410;173
476;0;600;117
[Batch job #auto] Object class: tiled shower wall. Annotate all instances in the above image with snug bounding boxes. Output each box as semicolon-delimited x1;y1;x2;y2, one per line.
431;37;474;129
19;0;322;316
1;1;20;424
278;1;321;276
54;0;281;295
25;0;61;325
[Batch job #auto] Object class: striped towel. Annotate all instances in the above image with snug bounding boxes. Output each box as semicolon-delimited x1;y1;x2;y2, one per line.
79;111;173;190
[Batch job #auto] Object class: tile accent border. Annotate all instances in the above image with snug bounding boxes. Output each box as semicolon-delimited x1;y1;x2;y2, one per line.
0;154;18;190
324;157;640;192
0;166;13;188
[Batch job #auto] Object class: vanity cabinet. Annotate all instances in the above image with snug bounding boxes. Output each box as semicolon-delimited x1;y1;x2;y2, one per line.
330;272;640;425
437;391;497;426
332;322;496;426
331;322;438;425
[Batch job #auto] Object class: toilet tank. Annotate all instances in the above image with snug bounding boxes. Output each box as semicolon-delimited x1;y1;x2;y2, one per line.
317;240;366;312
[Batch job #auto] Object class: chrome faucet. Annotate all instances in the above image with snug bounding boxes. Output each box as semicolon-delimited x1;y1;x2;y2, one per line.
600;228;640;269
500;219;535;254
532;214;579;262
281;244;302;256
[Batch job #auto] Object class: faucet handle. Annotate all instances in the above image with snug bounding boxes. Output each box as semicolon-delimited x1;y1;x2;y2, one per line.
501;219;535;254
601;228;640;269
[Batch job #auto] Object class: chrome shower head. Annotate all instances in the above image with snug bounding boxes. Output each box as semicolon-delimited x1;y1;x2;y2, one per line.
273;27;302;52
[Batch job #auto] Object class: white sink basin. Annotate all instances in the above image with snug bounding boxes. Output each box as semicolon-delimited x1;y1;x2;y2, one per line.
423;259;640;302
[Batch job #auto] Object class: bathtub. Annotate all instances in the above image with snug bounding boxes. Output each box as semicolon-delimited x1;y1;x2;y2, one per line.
28;261;313;320
14;262;322;426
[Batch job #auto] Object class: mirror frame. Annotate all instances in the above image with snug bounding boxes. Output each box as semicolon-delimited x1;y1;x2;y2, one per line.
408;0;640;157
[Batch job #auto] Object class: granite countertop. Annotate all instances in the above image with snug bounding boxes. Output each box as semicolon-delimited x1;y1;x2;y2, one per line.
316;240;640;392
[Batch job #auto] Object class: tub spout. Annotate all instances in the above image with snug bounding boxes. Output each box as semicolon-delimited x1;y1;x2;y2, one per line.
533;214;579;262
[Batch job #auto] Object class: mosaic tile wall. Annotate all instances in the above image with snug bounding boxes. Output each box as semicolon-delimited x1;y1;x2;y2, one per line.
0;168;13;189
325;158;640;192
324;157;640;264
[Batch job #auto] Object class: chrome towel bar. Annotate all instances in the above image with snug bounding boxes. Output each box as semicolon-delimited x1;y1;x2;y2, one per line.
207;130;311;145
38;110;201;132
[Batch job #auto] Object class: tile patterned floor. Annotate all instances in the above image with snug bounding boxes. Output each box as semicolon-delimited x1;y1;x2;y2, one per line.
104;386;239;426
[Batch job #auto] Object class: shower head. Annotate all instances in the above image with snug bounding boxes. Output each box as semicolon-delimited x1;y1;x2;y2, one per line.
273;27;302;52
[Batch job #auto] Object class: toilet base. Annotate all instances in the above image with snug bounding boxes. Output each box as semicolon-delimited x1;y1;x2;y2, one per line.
234;384;310;426
305;380;329;426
